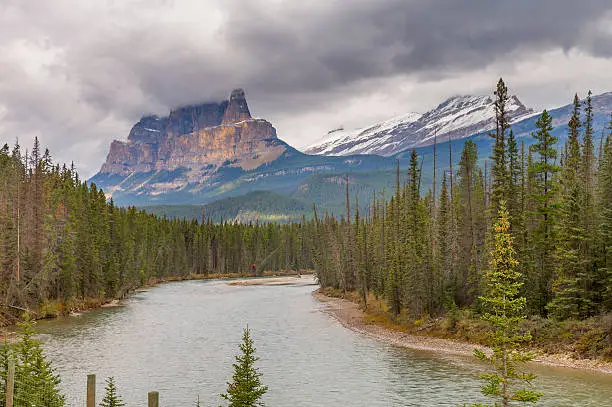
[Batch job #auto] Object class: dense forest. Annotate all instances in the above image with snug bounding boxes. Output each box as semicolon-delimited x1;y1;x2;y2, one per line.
0;144;310;321
0;78;610;333
311;80;612;323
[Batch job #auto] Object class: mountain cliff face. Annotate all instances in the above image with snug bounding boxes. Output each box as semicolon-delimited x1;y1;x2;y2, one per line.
304;94;534;156
91;89;396;206
100;89;285;177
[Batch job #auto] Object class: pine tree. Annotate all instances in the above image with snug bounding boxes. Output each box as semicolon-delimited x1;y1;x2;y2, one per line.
506;130;520;230
549;94;590;319
14;319;65;407
220;326;268;407
527;110;560;315
100;377;125;407
438;173;453;306
471;202;541;407
596;131;612;311
490;78;511;216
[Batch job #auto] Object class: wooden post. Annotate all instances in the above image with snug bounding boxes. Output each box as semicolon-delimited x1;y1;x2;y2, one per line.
6;358;14;407
87;374;96;407
148;391;159;407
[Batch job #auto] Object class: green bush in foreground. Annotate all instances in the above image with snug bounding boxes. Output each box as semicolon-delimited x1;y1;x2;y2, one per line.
0;318;65;407
100;376;125;407
469;202;542;407
220;326;268;407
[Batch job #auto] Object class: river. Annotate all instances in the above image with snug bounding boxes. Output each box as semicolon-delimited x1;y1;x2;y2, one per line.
35;277;612;406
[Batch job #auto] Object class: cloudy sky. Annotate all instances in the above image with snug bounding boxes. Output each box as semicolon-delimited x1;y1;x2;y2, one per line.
2;0;612;177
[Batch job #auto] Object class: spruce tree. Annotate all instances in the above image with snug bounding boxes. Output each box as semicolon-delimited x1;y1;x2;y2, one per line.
596;131;612;310
471;202;541;407
100;377;125;407
549;95;590;319
14;319;65;407
506;130;520;231
490;78;511;216
438;173;453;306
220;326;268;407
527;110;560;315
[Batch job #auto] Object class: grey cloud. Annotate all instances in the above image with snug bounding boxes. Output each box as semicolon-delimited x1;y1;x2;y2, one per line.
0;0;611;177
224;0;612;89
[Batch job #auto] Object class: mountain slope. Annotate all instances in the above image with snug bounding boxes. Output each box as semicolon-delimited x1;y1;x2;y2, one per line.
90;89;398;206
91;89;612;213
304;94;533;156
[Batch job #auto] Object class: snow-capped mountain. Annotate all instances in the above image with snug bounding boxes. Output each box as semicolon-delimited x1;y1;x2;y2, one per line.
304;94;534;156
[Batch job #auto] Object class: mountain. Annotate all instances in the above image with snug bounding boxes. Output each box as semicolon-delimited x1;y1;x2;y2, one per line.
91;88;612;215
90;89;397;206
96;89;288;194
304;94;534;156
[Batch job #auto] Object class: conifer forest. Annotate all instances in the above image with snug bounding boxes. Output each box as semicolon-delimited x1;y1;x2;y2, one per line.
313;82;612;323
0;79;611;329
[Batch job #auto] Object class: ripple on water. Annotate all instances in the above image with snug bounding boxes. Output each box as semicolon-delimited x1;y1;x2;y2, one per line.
34;279;612;407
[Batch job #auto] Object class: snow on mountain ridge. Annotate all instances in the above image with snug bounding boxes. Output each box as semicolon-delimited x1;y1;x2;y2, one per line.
304;111;422;156
304;94;533;157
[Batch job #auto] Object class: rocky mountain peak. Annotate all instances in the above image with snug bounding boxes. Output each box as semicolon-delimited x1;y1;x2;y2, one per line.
98;89;285;181
222;88;252;124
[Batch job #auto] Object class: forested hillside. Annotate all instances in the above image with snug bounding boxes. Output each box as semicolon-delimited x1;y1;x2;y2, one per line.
1;79;610;357
143;190;312;223
311;81;612;326
0;143;312;322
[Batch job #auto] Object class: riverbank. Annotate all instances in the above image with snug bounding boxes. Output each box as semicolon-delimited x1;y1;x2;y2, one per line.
227;274;315;286
314;290;612;374
1;270;311;330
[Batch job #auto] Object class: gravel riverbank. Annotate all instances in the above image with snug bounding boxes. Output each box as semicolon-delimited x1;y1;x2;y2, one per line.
314;290;612;375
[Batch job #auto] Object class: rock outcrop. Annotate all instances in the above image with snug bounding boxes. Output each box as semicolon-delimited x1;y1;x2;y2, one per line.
99;89;286;178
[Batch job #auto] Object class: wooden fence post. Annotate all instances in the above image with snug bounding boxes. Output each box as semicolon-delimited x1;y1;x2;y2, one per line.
5;358;14;407
87;374;96;407
148;391;159;407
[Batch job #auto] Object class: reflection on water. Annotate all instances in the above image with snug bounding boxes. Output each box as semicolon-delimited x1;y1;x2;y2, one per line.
35;278;612;406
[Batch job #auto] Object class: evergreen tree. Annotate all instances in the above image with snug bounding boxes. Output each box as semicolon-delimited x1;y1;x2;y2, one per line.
506;130;520;230
471;202;541;407
220;326;268;407
596;131;612;310
13;319;65;407
489;78;511;216
100;377;125;407
527;110;560;315
437;173;453;306
549;95;590;319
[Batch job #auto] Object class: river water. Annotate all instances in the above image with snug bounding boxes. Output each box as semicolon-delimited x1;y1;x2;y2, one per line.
35;277;611;406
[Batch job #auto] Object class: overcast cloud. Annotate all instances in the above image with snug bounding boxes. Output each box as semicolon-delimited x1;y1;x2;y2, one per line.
1;0;612;177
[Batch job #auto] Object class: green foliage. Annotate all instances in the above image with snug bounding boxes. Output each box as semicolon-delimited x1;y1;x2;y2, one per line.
312;81;612;340
100;377;125;407
144;191;312;224
490;78;511;216
525;109;561;315
0;142;316;313
220;326;268;407
549;94;592;319
0;318;65;407
471;202;541;407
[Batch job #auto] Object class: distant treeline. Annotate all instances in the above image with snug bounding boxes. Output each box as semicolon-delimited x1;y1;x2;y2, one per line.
0;143;311;321
311;80;612;320
143;190;312;223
